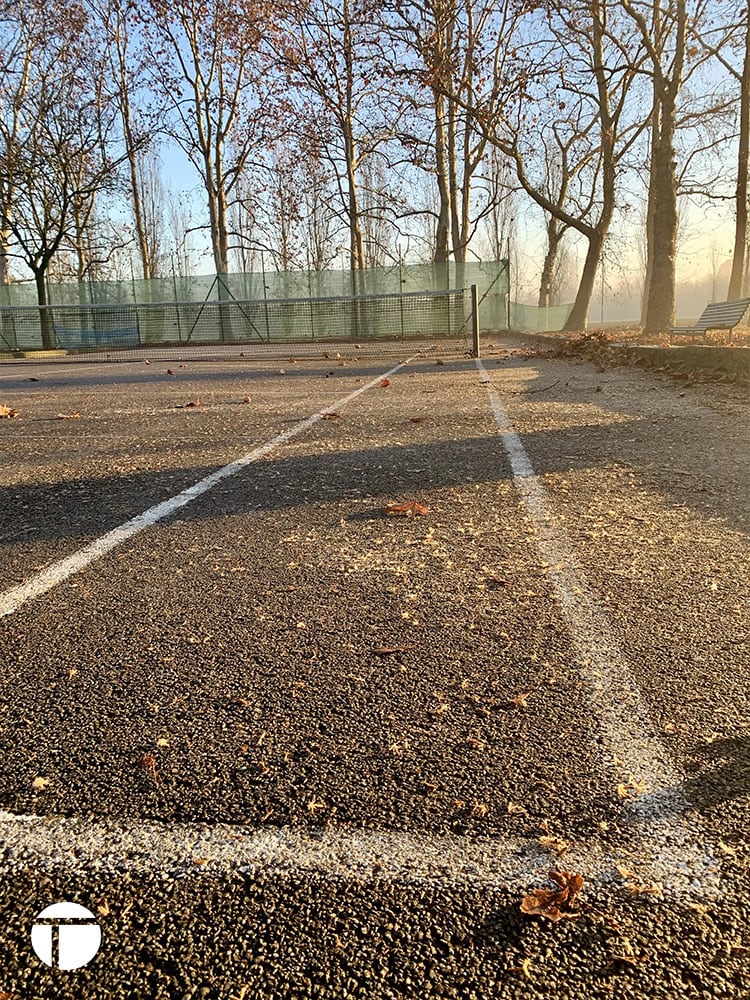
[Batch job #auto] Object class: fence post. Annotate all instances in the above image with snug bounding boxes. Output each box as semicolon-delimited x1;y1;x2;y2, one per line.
471;283;480;358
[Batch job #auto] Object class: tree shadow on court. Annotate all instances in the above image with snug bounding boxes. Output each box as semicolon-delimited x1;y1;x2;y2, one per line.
2;354;750;548
681;735;750;812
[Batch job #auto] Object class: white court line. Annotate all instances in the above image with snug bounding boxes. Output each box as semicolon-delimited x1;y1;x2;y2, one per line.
0;810;612;890
0;360;409;619
0;363;112;380
477;359;720;897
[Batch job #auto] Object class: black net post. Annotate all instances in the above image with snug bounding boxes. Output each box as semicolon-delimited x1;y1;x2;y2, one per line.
471;284;480;358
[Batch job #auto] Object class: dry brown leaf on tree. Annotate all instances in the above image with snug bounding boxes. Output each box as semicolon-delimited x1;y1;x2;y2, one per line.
0;405;20;418
520;870;584;922
384;500;429;517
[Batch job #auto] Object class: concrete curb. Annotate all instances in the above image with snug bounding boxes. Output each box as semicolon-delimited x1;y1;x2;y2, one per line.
501;332;750;377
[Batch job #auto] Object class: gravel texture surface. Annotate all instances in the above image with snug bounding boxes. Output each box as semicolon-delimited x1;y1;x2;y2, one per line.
0;345;748;998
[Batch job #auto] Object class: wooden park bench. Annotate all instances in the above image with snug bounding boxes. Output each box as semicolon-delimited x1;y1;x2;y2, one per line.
669;297;750;344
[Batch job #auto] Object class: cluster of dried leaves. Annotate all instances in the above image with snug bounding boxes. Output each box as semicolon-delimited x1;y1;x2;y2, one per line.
520;870;584;922
0;404;20;418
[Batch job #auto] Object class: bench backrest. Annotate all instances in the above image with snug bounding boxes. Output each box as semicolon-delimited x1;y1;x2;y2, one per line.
693;298;750;330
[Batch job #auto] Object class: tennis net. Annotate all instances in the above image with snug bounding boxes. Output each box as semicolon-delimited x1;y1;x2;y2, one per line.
0;287;474;362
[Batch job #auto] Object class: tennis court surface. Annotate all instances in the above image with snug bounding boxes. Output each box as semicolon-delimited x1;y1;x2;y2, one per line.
0;343;748;998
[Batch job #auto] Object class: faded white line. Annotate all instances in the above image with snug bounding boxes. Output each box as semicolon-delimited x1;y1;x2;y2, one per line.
0;810;669;895
0;361;409;619
0;363;110;380
477;359;720;897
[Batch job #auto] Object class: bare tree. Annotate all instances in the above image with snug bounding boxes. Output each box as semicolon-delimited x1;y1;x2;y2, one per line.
272;0;395;282
480;147;516;261
140;0;274;279
699;0;750;300
620;0;716;333
473;0;649;330
388;0;511;265
95;0;161;280
0;0;125;345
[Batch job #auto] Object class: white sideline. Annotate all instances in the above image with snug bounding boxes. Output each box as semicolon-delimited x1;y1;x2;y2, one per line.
477;359;720;897
0;360;409;619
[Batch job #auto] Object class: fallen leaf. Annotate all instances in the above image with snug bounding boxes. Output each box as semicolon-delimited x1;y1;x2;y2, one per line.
718;841;738;856
520;870;584;922
410;416;427;423
137;753;159;786
307;797;327;814
384;500;429;517
0;405;20;418
144;359;151;365
539;835;570;856
166;369;175;375
507;957;533;979
321;411;341;419
32;776;50;790
192;857;209;866
96;898;110;917
617;776;646;800
242;395;252;403
511;692;530;709
156;737;170;748
380;378;391;387
374;644;414;655
507;801;528;816
174;399;203;409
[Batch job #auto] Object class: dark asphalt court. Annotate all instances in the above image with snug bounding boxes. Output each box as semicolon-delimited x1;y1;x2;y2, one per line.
0;346;748;998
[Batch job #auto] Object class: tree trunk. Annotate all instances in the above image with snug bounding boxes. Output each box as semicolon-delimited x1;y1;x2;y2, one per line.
564;229;603;331
447;98;462;262
0;229;10;303
728;11;750;300
538;219;563;308
34;267;54;349
641;105;658;325
433;91;450;266
643;103;678;334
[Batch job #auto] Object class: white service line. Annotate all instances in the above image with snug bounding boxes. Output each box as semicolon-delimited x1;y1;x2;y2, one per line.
477;359;720;897
0;809;678;895
0;360;409;620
